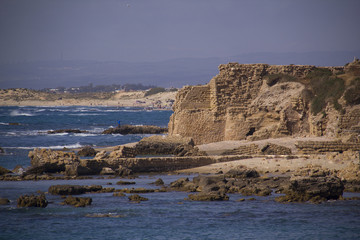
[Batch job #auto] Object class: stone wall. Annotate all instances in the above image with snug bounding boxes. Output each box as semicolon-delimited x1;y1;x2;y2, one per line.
169;63;338;144
296;141;360;154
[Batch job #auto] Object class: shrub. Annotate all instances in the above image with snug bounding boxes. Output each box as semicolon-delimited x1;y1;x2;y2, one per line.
307;68;345;115
344;78;360;105
144;87;166;97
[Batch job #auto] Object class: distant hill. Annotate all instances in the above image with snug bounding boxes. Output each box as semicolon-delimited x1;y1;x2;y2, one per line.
1;51;359;89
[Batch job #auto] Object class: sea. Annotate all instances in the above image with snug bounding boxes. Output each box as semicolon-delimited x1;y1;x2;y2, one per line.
0;106;360;240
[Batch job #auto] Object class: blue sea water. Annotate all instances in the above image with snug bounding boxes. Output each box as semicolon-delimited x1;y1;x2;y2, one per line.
1;106;360;240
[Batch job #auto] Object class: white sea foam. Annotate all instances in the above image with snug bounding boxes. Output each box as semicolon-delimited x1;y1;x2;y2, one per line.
6;142;84;150
10;110;35;117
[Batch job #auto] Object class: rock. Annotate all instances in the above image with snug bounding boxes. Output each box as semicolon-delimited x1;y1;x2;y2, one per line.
275;175;344;203
94;150;108;160
118;188;155;194
61;196;92;207
102;125;167;135
225;167;260;178
9;122;21;126
47;129;87;134
134;135;194;155
187;192;229;201
239;186;272;196
170;177;196;192
0;147;4;154
48;185;102;195
12;165;24;175
192;175;227;193
116;180;136;185
100;167;115;175
0;166;11;175
17;194;48;208
153;178;164;186
0;198;10;205
128;194;148;202
115;166;133;177
113;192;126;197
77;146;97;157
27;148;79;175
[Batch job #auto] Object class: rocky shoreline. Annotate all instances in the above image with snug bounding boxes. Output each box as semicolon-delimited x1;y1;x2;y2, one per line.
1;134;360;206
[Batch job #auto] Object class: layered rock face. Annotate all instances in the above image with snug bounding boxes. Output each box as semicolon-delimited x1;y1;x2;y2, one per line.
169;62;359;144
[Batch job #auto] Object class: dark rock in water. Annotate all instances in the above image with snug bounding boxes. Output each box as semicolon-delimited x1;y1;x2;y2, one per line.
9;122;21;126
116;180;136;185
128;194;148;202
192;175;227;193
113;192;126;197
153;178;164;186
275;176;344;203
61;196;92;207
17;194;48;208
102;125;167;135
48;185;102;195
239;186;272;196
77;146;97;157
0;147;4;154
225;167;260;178
170;177;197;192
47;129;88;134
118;188;155;194
0;198;10;205
0;166;11;175
187;192;229;201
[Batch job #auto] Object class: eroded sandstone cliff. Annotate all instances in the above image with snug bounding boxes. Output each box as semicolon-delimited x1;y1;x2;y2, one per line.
169;60;360;144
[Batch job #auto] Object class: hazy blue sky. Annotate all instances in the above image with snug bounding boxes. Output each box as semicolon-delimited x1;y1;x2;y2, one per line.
1;0;359;63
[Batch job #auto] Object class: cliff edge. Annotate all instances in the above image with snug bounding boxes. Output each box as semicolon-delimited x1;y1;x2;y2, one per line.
169;59;360;144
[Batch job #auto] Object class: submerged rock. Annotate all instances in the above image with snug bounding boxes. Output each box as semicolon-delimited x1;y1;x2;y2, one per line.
128;194;148;202
61;196;92;207
187;192;229;201
48;185;102;195
17;194;48;208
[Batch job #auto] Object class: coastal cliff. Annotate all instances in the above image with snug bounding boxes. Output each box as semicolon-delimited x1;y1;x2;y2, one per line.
169;60;360;144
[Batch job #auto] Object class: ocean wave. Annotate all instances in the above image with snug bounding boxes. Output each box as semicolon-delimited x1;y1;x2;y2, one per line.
74;133;99;137
69;113;105;116
4;142;84;150
0;122;9;125
10;110;35;117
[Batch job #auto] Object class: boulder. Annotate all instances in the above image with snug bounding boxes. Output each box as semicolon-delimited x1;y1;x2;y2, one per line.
225;167;260;178
108;146;136;158
276;175;344;203
153;178;164;186
77;146;97;157
48;185;102;195
0;147;4;154
102;125;167;135
17;194;48;208
192;175;227;193
61;196;92;207
100;167;115;175
170;177;197;192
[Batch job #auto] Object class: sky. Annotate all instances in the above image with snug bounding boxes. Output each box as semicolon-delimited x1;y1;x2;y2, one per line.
0;0;360;63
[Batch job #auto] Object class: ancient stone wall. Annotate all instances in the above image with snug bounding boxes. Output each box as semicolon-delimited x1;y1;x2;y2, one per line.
296;141;360;154
168;62;360;145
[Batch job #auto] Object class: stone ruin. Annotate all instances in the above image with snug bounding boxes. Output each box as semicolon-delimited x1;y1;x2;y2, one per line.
168;62;360;145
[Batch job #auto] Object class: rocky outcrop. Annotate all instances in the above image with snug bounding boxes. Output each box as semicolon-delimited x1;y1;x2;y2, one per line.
0;166;11;175
48;185;103;195
102;125;167;134
169;61;360;144
77;146;97;157
128;194;148;202
276;175;344;203
27;148;79;174
61;196;92;207
17;194;48;208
